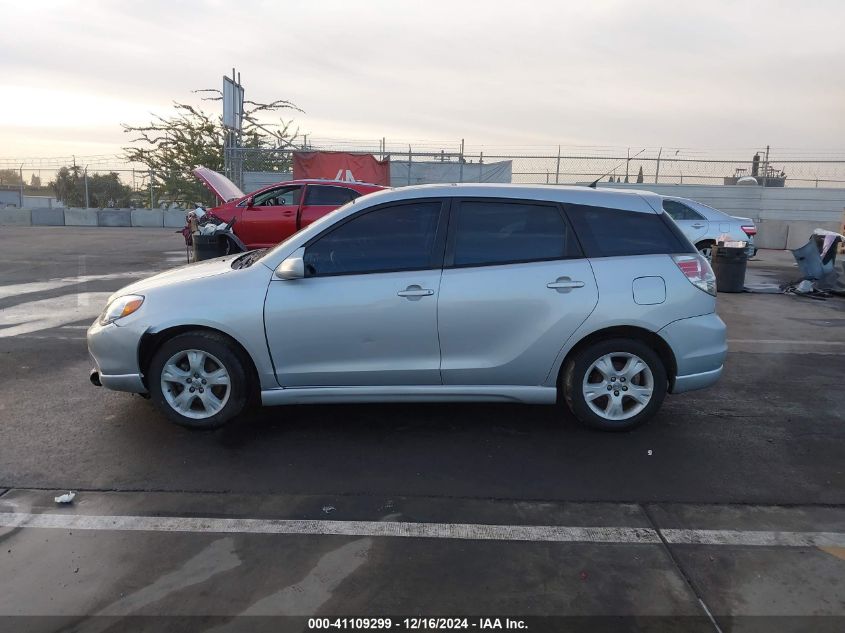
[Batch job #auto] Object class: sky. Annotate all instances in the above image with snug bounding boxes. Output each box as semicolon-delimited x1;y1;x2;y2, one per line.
1;0;844;160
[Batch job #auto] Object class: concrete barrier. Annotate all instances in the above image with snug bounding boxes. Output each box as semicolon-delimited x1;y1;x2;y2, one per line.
31;207;65;226
97;209;132;227
64;207;99;226
163;208;187;228
131;209;164;227
755;221;789;250
0;208;32;226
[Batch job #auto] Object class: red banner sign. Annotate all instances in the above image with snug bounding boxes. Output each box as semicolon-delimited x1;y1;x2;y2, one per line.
293;151;391;186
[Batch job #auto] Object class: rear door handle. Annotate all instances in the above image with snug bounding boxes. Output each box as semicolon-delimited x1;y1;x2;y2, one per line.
691;223;705;228
547;277;585;292
398;284;434;300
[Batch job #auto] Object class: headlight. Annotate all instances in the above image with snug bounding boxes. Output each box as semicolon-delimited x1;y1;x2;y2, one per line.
99;295;145;325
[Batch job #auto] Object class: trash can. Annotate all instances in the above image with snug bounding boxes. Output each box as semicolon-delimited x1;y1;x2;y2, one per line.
192;234;226;262
711;245;748;293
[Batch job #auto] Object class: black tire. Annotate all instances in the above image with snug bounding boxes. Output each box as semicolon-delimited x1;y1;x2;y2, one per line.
562;338;668;432
696;240;715;261
148;331;250;429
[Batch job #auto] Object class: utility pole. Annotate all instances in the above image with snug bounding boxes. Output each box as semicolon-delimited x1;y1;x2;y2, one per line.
762;145;770;188
655;147;662;183
555;145;561;184
625;147;630;183
19;164;24;208
458;139;465;182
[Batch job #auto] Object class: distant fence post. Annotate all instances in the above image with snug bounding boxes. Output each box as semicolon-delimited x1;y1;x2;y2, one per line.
458;139;464;183
407;145;412;186
149;169;154;209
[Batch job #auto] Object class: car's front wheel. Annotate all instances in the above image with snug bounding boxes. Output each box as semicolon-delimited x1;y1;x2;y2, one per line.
563;338;667;431
148;331;250;429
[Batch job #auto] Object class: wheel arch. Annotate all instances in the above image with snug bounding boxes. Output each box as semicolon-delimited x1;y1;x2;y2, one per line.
556;325;678;397
138;325;261;402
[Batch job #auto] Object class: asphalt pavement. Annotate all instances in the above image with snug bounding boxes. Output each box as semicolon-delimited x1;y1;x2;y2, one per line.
0;226;843;631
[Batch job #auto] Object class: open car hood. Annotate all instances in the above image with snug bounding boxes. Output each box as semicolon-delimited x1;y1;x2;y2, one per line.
192;166;245;203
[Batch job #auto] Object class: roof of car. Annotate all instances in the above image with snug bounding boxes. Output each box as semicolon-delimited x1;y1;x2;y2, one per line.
353;183;662;214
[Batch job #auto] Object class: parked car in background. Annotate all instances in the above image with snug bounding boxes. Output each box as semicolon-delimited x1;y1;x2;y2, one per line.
193;167;386;249
660;196;757;259
89;184;726;433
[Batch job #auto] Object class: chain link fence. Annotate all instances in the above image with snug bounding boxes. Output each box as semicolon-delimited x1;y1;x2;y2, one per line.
3;143;845;208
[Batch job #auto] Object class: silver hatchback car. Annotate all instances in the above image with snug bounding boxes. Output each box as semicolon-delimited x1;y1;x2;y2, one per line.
88;184;727;431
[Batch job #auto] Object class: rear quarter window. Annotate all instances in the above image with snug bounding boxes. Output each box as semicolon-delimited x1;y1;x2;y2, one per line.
565;204;694;257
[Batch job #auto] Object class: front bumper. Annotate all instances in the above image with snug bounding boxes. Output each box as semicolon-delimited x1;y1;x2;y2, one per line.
658;312;727;394
87;318;148;394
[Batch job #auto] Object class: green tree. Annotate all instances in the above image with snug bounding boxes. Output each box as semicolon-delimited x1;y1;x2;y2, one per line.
0;169;22;186
123;90;302;206
51;165;84;206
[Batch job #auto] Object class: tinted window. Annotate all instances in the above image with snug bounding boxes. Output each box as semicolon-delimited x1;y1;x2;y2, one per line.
304;201;441;276
662;200;704;221
305;185;360;206
451;200;578;267
566;204;693;257
254;185;302;207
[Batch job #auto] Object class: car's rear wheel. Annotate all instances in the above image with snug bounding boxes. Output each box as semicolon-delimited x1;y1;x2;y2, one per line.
696;240;715;261
563;338;667;431
148;331;249;429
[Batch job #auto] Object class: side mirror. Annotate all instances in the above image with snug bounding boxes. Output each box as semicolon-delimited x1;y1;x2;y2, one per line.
245;196;254;208
275;247;305;280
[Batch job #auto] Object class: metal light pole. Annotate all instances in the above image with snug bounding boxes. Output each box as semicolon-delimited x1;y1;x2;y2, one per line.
19;164;24;207
83;166;90;208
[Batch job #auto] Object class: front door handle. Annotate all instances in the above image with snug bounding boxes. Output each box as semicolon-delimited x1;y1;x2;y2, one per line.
691;223;705;228
398;284;434;300
547;277;585;293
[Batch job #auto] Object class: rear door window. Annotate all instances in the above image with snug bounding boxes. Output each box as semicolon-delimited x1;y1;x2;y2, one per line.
565;204;693;257
304;185;360;206
449;200;580;267
663;200;704;221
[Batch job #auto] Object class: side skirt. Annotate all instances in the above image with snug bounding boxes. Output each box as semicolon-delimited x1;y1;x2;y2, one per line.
260;385;558;406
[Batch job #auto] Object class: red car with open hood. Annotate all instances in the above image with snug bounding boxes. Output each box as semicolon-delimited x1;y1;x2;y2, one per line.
193;167;386;250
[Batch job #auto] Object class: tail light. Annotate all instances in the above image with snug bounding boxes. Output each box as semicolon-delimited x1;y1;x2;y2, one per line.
741;225;757;236
672;254;716;296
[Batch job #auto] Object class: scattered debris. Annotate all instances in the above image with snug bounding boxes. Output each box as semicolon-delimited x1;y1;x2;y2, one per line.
54;492;76;504
322;505;336;514
784;233;845;299
647;449;653;456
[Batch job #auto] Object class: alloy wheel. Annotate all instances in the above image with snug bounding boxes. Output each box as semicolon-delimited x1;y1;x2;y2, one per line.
160;349;231;419
582;352;654;421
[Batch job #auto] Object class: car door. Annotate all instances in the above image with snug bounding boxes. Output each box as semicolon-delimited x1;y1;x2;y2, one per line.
662;199;709;244
299;184;361;228
437;198;598;386
240;184;303;247
264;199;447;387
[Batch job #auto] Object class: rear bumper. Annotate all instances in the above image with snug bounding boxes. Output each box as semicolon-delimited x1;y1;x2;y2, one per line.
672;366;723;394
659;312;727;394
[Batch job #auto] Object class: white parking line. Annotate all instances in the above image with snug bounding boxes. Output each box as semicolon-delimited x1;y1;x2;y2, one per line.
1;512;843;547
728;339;845;346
